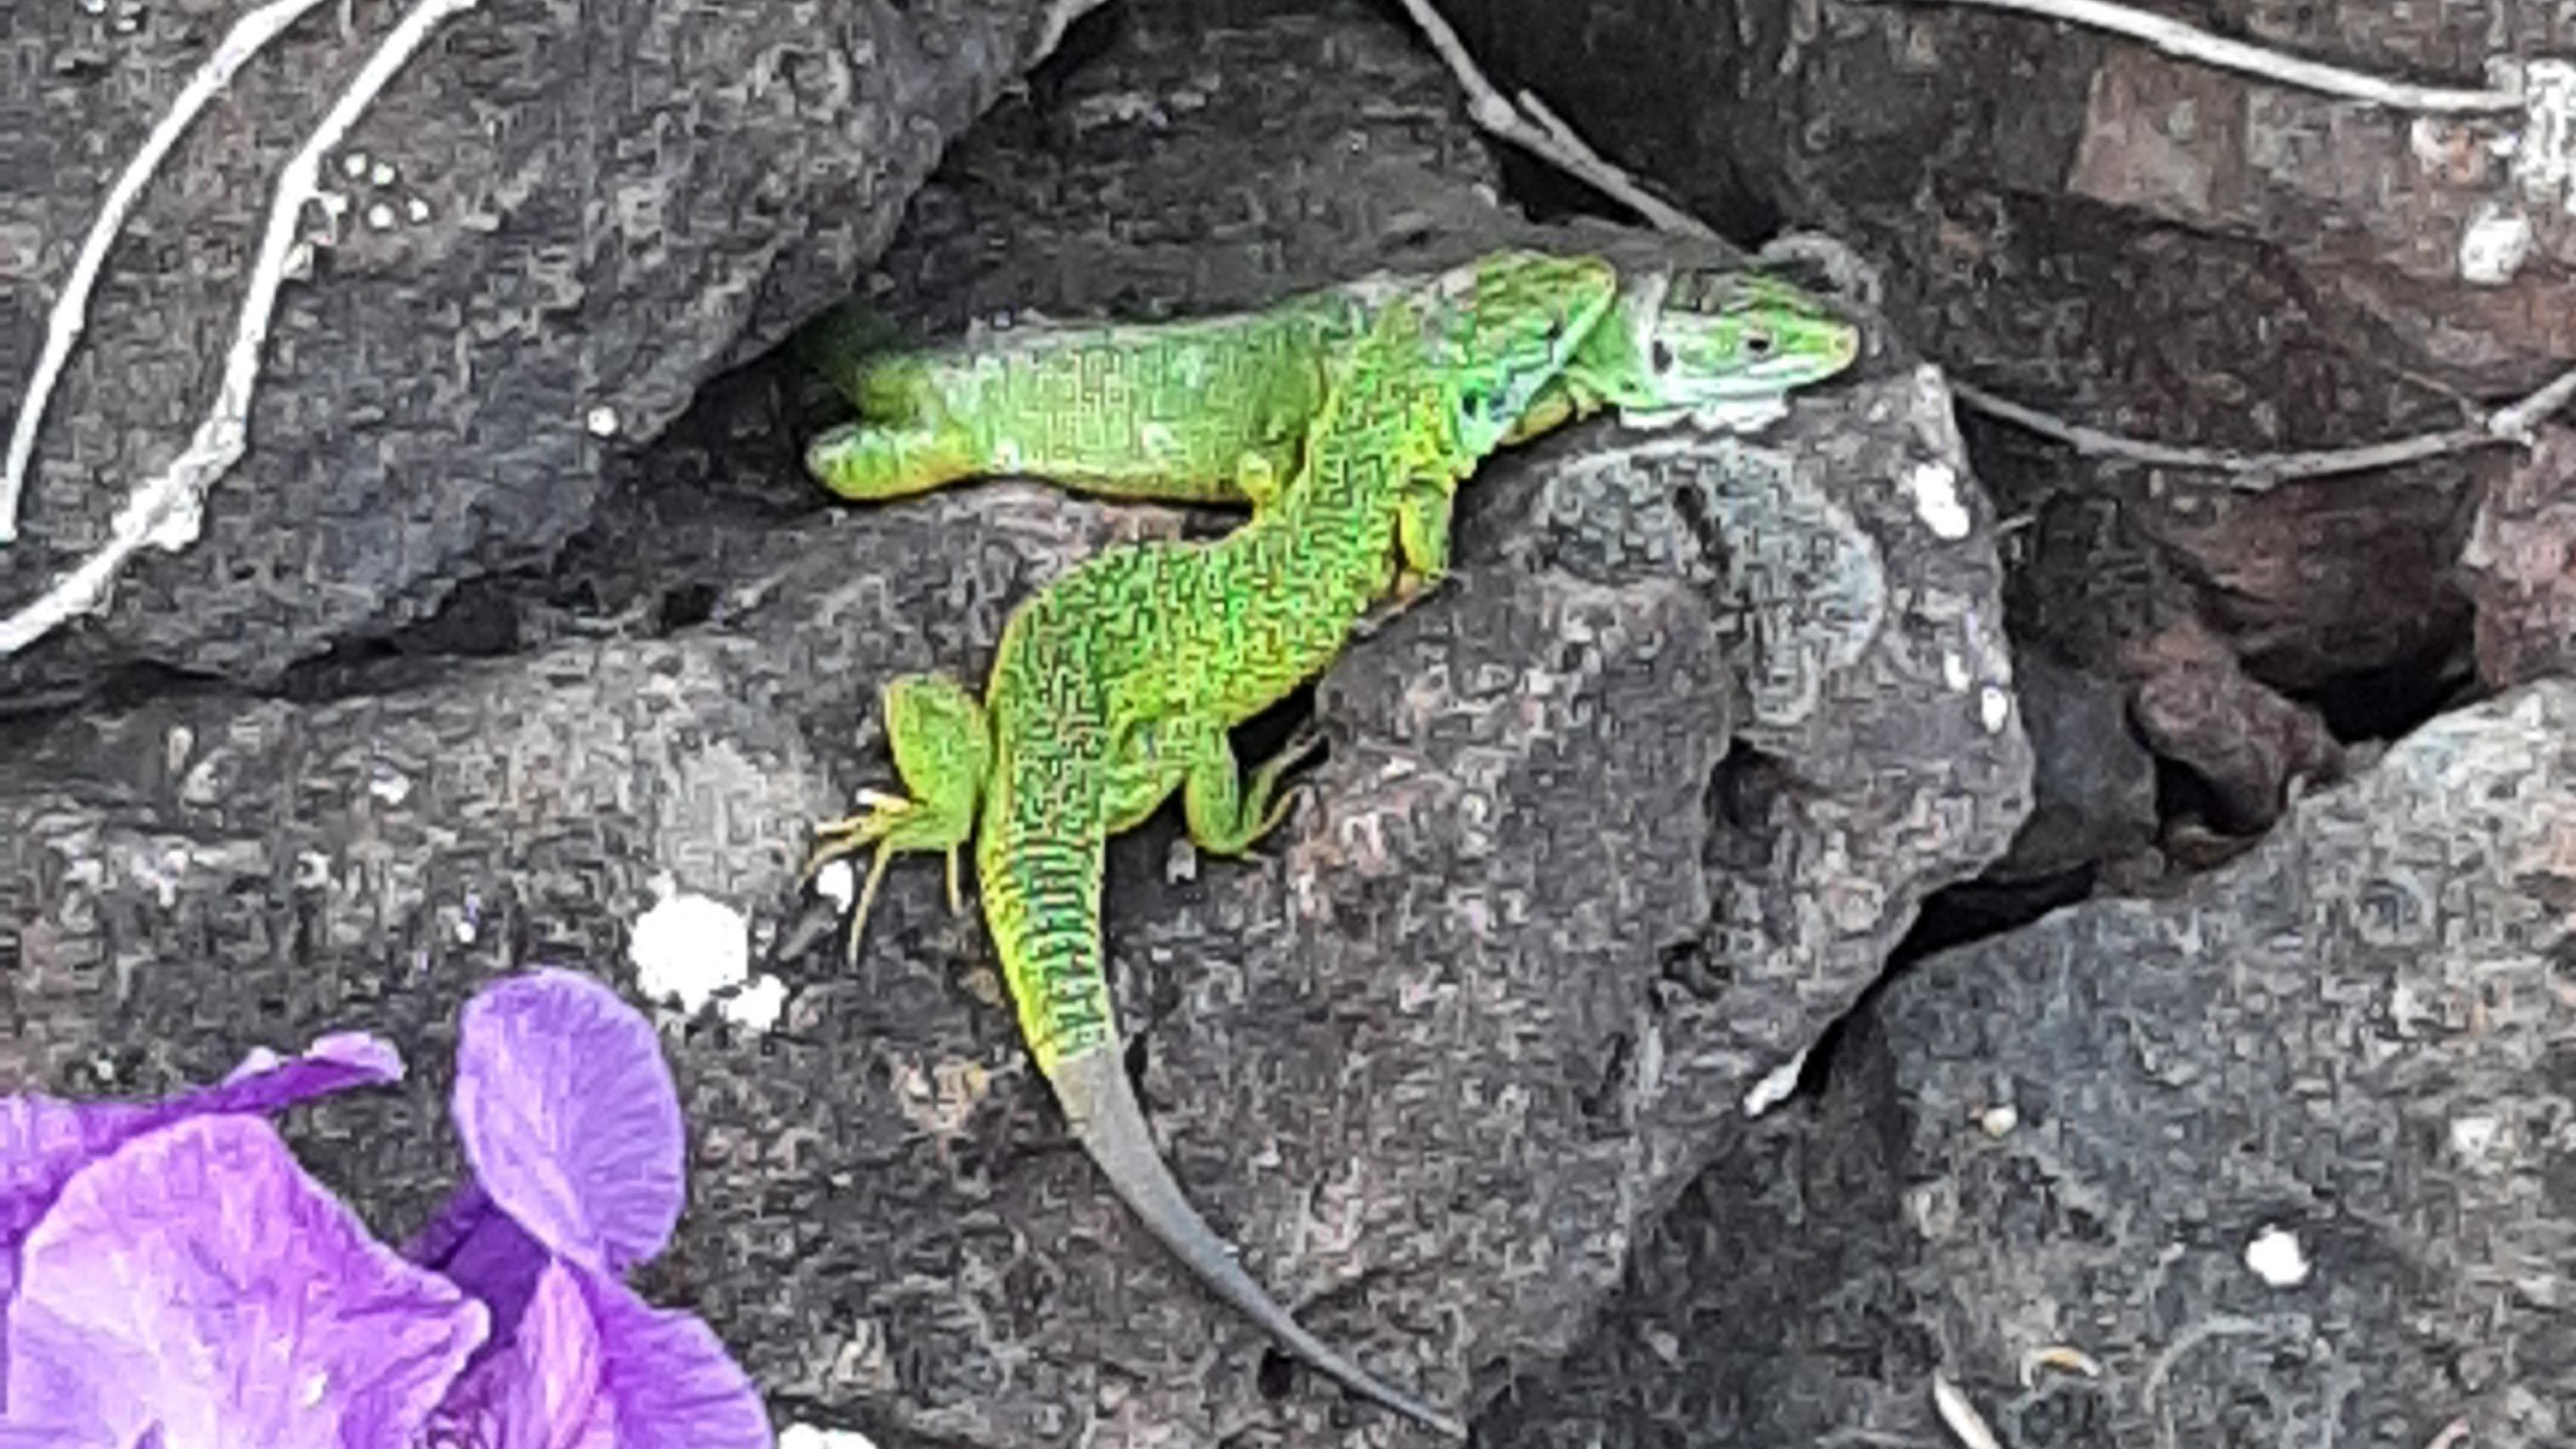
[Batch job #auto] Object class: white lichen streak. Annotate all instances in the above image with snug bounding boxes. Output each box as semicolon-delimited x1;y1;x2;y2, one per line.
0;0;337;541
0;0;493;655
1905;459;1972;540
1740;1047;1808;1117
2508;58;2576;213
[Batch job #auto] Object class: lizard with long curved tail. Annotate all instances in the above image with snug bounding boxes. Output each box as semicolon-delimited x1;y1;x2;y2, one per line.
805;251;1636;1436
798;258;1859;511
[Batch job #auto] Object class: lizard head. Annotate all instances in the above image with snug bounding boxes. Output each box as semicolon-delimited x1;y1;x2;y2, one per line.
1634;269;1862;407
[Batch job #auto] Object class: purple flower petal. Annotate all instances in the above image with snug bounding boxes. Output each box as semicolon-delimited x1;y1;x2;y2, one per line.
4;1115;485;1449
581;1268;770;1449
204;1031;404;1105
2;1034;404;1313
451;970;683;1274
0;1096;152;1302
493;1264;615;1449
405;1185;551;1348
423;1261;614;1449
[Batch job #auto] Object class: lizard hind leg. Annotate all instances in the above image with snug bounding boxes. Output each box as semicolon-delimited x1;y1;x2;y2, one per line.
804;420;983;503
803;672;994;961
1175;717;1329;858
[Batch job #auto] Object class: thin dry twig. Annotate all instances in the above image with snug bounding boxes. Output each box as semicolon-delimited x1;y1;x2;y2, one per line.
0;0;338;543
1383;0;2569;487
1388;0;1717;240
1905;0;2524;113
0;0;492;657
2488;363;2576;440
1929;1374;2005;1449
1950;378;2513;487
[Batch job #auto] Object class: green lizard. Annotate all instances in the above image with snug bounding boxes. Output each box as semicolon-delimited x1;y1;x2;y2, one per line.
798;259;1859;511
804;251;1629;1437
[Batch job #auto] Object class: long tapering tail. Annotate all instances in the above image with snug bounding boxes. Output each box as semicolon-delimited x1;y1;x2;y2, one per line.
1050;1048;1468;1439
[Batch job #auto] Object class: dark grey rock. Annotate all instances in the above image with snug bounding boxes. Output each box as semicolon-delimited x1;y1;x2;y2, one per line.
0;0;1097;696
1;1;2024;1445
1989;650;2158;884
1488;681;2576;1449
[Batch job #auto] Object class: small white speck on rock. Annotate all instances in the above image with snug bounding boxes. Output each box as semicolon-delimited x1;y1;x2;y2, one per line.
2244;1223;2311;1286
1980;684;2013;733
585;405;620;438
779;1427;880;1449
721;973;789;1032
811;857;856;911
2449;1113;2504;1160
2458;202;2533;286
629;880;752;1016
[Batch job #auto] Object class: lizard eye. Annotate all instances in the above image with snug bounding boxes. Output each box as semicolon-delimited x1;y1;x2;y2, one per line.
1650;340;1675;373
1458;388;1490;419
1743;330;1776;358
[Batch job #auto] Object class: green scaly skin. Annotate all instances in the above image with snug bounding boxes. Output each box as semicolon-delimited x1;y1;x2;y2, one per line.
804;251;1623;1437
798;257;1861;509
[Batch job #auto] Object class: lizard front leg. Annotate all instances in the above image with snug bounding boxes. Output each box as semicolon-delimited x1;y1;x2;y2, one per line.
1342;478;1463;640
804;671;994;961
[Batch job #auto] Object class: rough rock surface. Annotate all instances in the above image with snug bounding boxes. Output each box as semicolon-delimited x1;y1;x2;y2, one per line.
1;3;2025;1445
1457;0;2510;888
0;0;1097;696
2463;423;2576;690
0;382;2011;1448
1458;0;2565;401
1484;679;2576;1449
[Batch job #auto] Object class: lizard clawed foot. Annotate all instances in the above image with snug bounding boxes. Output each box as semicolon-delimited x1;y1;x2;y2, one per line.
801;788;963;964
1244;722;1332;840
1350;569;1445;640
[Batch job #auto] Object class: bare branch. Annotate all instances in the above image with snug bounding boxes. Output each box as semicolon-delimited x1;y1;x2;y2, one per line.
2487;362;2576;441
1;0;493;658
1949;379;2512;489
0;0;338;543
1897;0;2523;113
1387;0;1718;239
1929;1374;2004;1449
1388;0;2563;488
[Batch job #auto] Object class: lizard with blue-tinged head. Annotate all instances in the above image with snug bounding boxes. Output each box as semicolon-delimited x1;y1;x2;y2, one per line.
798;256;1860;511
800;251;1862;1435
